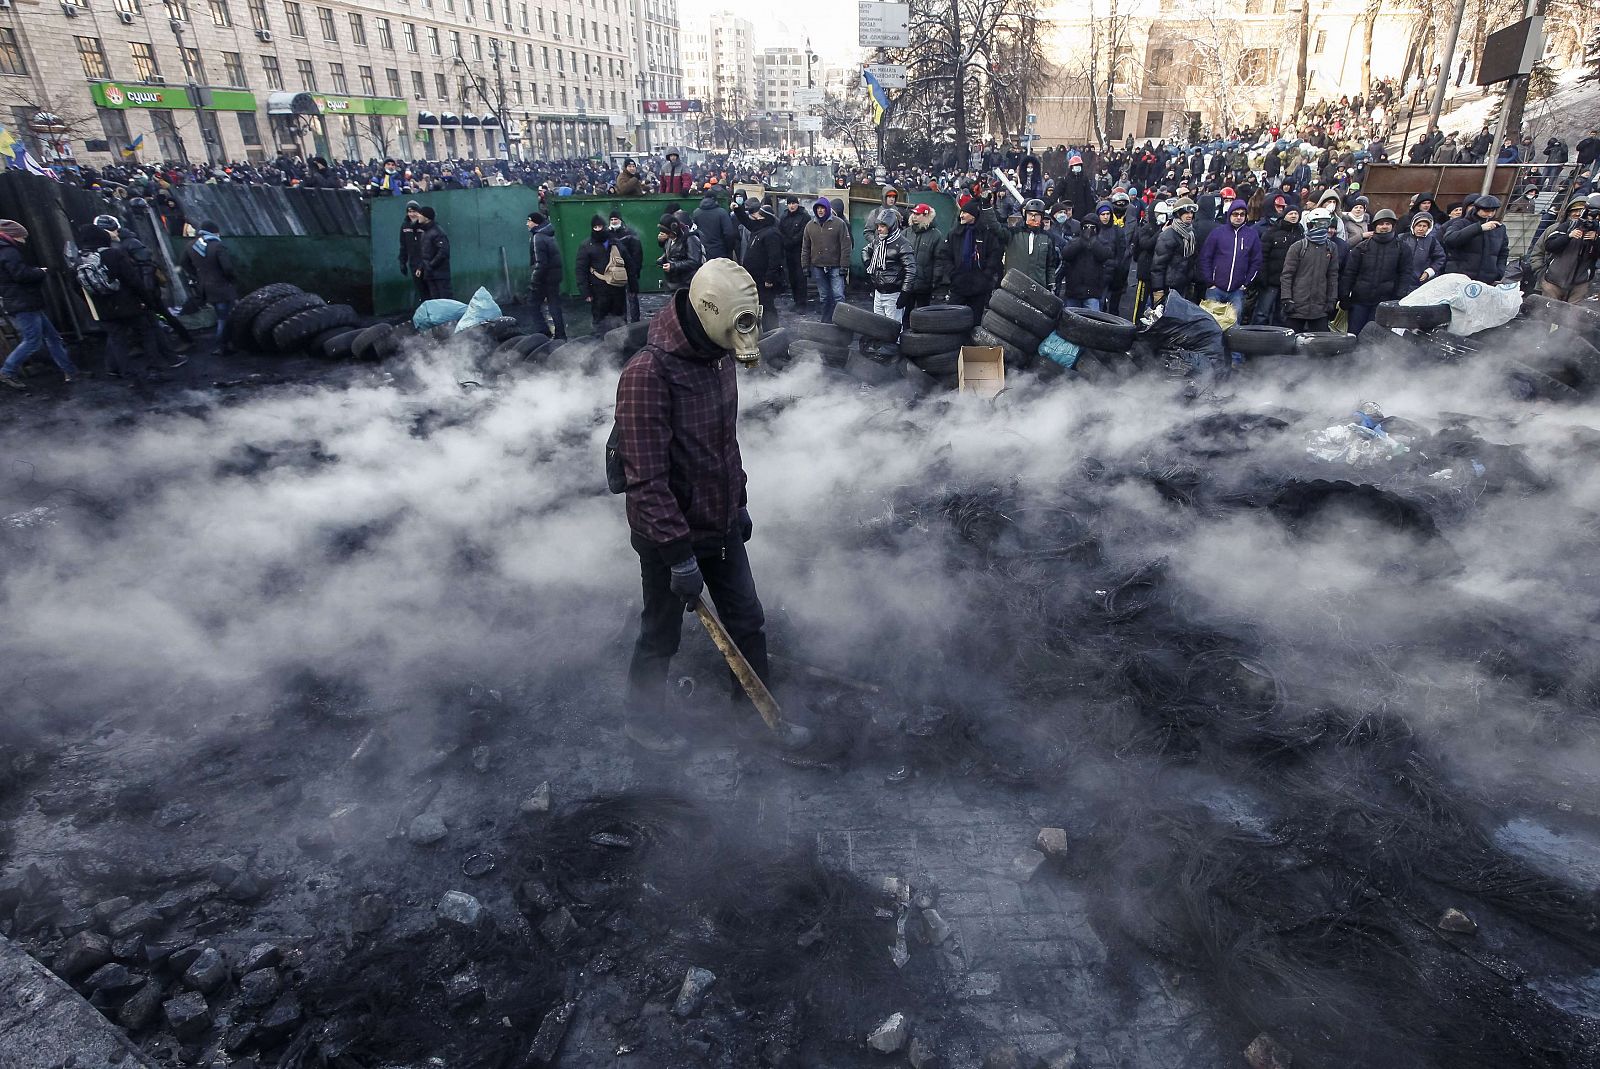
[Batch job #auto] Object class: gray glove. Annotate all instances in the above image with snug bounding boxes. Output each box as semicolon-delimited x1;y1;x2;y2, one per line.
669;557;704;609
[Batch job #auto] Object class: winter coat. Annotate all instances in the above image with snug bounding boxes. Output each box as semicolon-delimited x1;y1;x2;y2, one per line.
182;237;238;304
659;231;704;291
1577;135;1600;166
398;219;422;271
1058;230;1111;300
1540;223;1600;291
778;206;809;256
801;211;851;269
1133;219;1162;284
87;243;147;320
902;221;943;295
528;222;563;292
610;224;644;287
1279;239;1340;320
865;225;915;293
1002;224;1060;288
692;195;738;260
1340;231;1405;305
615;290;747;567
1198;220;1263;293
936;212;1006;296
1396;230;1446;295
0;236;47;314
1258;218;1301;289
1151;226;1198;294
658;164;693;195
741;220;785;292
413;222;451;282
575;235;622;301
1442;218;1509;283
615;170;644;196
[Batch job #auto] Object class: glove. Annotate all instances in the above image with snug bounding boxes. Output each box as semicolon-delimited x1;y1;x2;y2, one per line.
669;557;704;610
896;291;911;309
738;507;752;543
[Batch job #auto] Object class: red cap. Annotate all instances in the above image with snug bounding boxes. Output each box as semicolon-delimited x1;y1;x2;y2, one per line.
911;203;934;216
1220;186;1237;200
957;194;974;210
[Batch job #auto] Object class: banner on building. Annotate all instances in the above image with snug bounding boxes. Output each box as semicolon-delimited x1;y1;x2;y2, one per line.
643;99;704;115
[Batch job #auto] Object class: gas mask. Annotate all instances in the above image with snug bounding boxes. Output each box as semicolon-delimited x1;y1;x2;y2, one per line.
688;258;763;368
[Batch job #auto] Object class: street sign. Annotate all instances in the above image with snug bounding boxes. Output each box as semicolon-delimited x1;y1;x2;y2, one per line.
642;99;703;114
796;115;823;132
792;88;824;109
865;63;907;89
858;2;910;48
1477;16;1544;85
1026;114;1037;125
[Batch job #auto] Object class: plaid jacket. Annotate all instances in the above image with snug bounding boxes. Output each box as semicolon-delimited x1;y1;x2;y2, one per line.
615;291;747;565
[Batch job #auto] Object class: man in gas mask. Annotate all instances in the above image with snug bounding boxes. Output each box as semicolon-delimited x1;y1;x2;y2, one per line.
614;259;810;755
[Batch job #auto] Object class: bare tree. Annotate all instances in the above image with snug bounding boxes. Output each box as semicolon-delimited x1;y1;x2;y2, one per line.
0;83;99;160
822;90;874;165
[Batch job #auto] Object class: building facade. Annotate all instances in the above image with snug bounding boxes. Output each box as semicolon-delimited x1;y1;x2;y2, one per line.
0;0;682;167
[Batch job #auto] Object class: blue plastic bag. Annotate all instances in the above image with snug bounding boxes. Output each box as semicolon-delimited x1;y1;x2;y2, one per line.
454;287;503;334
412;298;467;330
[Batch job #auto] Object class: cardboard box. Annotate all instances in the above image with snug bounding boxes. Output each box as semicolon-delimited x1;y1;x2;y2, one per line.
959;345;1005;398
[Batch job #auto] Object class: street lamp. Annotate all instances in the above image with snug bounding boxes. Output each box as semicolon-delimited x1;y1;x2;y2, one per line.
805;39;818;165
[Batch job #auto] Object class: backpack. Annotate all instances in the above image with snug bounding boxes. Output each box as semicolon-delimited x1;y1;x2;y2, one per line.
605;344;665;494
75;250;120;297
601;242;629;287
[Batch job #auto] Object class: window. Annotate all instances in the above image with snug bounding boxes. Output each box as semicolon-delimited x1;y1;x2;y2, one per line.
434;72;447;98
360;65;376;95
116;0;140;13
76;36;110;80
387;68;402;96
377;18;394;49
1143;110;1165;139
1107;108;1126;140
297;57;317;89
566;14;573;35
542;46;549;70
238;111;262;145
164;0;189;21
450;31;461;56
329;61;347;93
473;35;482;61
248;0;269;30
262;54;283;89
349;13;366;44
428;28;441;55
1239;47;1274;85
209;0;232;25
222;51;246;86
465;0;474;15
1148;47;1173;86
181;46;206;82
536;8;543;30
99;108;132;150
1313;30;1327;55
411;70;424;96
317;6;337;41
284;1;305;37
515;81;523;103
404;23;418;52
130;42;161;81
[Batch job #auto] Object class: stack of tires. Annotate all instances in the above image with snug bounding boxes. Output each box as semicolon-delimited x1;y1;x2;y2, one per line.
972;271;1064;372
898;304;975;389
788;318;853;369
1053;306;1138;380
830;303;905;386
228;284;363;358
1224;324;1300;359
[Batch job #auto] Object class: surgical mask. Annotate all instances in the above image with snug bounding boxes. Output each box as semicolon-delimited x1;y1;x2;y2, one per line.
610;221;622;230
1054;213;1068;224
688;258;763;367
1071;165;1082;173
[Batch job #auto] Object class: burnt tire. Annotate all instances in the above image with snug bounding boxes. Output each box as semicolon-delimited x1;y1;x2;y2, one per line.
350;323;395;361
273;303;358;352
831;302;903;342
986;289;1056;338
971;324;1036;370
1226;324;1299;355
844;351;903;385
1376;300;1450;330
791;319;852;348
979;311;1045;356
1297;330;1358;357
252;293;327;349
492;334;529;357
515;333;552;357
1521;292;1600;339
901;359;947;392
908;303;975;333
910;348;961;377
758;328;790;362
227;283;302;345
899;330;968;357
1507;359;1580;401
317;328;363;360
480;315;522;341
1055;307;1137;351
999;269;1065;320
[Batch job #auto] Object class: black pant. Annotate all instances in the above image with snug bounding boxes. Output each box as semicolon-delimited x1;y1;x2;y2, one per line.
1288;316;1330;333
424;277;453;300
626;533;769;719
530;283;567;339
900;290;932;329
626;286;641;323
591;284;627;326
785;250;808;309
952;288;992;323
759;285;779;329
412;274;430;305
101;317;141;377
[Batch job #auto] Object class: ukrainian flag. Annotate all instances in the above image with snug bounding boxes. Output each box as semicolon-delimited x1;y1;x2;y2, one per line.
863;67;889;127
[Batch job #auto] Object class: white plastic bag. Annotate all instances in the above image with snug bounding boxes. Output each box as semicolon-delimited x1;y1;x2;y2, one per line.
1399;272;1520;337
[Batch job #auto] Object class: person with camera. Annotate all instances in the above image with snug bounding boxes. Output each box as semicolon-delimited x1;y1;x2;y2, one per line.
1532;194;1600;303
1443;195;1509;284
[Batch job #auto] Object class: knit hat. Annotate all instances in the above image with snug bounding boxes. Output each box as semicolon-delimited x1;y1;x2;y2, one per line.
92;213;122;231
590;213;606;229
1096;201;1113;215
415;205;436;220
957;194;975;215
785;194;799;205
0;219;26;244
528;211;546;224
407;200;422;209
1409;213;1433;229
608;209;624;221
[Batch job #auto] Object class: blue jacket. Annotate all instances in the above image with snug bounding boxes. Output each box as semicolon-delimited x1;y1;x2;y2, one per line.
1198;205;1263;293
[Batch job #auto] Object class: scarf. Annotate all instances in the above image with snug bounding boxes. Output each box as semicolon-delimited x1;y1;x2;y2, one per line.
959;223;978;271
193;230;220;257
1171;220;1195;258
1306;224;1331;246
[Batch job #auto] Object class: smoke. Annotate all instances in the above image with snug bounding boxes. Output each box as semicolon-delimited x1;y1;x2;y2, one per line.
3;328;1600;1065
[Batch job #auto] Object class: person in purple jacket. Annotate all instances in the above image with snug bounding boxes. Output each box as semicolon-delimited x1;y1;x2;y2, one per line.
1198;198;1263;327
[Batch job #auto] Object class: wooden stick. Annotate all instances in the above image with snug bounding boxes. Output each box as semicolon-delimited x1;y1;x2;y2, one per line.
694;595;782;732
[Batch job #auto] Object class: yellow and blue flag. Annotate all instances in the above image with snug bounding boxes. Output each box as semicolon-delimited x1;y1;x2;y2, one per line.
862;67;889;127
121;133;144;158
0;123;56;178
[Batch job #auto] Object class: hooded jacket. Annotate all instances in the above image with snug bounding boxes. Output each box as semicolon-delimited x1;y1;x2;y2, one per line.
1535;205;1600;291
1259;215;1302;288
1279;237;1340;320
902;214;943;295
692;194;739;261
865;212;916;293
658;158;693;195
1340;228;1405;305
740;212;785;291
615;288;747;566
1198;200;1263;292
1151;223;1199;294
1396;218;1447;295
801;200;852;269
1133;214;1162;284
0;234;47;314
415;220;451;282
182;233;238;304
528;221;562;291
658;219;704;291
575;217;624;300
1443;213;1509;282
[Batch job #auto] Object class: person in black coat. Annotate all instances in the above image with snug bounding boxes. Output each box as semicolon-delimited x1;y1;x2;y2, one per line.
1132;207;1164;317
182;220;239;354
1397;213;1447;297
0;219;77;388
739;204;785;327
408;206;452;299
399;199;426;304
1443;195;1509;283
1339;209;1406;335
76;224;147;379
777;195;810;312
1058;222;1113;309
691;192;738;261
526;211;566;339
576;214;627;327
607;210;645;322
1252;207;1301;325
1151;201;1200;302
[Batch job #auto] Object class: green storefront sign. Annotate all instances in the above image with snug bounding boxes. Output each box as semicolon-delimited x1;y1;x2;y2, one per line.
91;83;256;112
311;95;409;117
